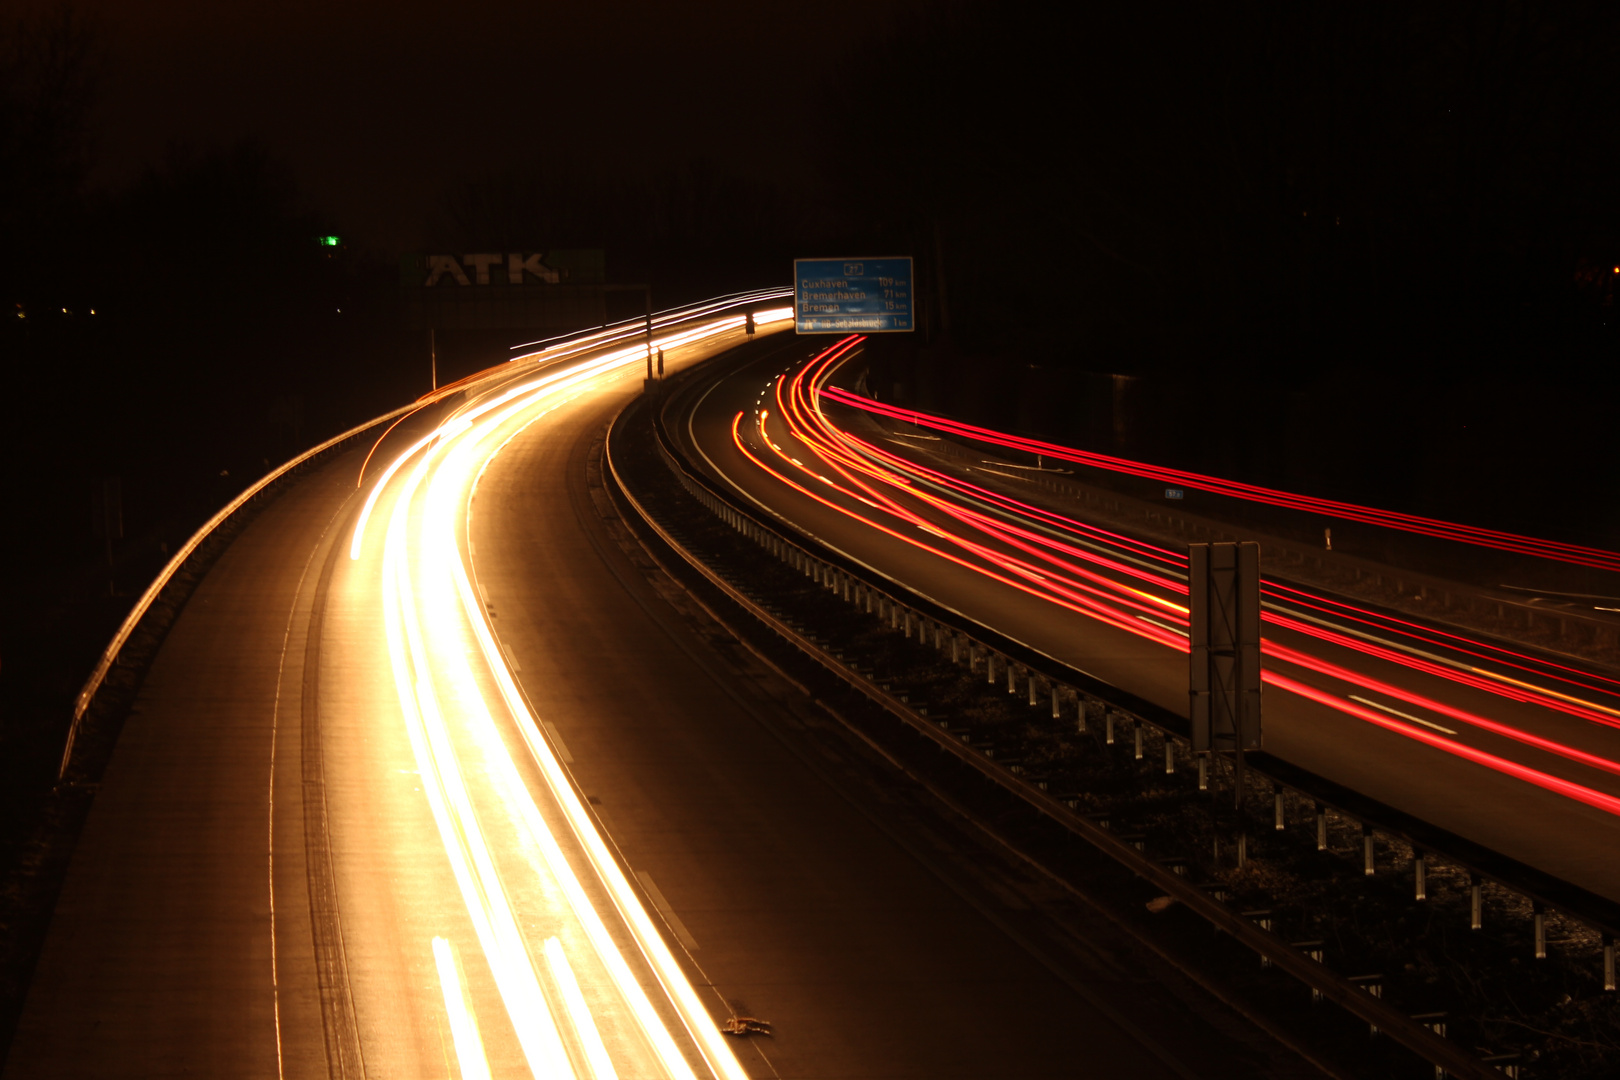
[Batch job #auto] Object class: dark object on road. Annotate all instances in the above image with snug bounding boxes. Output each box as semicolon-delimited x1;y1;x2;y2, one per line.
721;1016;773;1037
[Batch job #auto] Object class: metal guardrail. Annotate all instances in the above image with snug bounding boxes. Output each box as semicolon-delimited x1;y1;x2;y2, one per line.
620;371;1620;1080
58;402;416;780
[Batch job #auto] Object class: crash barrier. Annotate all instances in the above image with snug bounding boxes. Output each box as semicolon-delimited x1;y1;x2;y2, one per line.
608;381;1620;1080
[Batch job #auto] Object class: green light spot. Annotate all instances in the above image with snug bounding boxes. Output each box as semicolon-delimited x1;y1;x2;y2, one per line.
319;235;341;247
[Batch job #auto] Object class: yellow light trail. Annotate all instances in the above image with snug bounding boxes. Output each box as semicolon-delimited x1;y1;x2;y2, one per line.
358;302;784;1079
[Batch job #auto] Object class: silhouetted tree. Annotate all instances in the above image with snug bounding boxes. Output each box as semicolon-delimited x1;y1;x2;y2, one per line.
0;5;97;304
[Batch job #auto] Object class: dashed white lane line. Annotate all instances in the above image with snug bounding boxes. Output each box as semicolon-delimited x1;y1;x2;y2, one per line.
634;871;700;952
1349;695;1458;736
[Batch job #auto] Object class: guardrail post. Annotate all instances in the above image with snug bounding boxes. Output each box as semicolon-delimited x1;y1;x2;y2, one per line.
1348;975;1384;1035
1414;1015;1450;1080
1604;934;1615;991
1362;824;1376;876
1533;902;1547;959
1274;785;1285;830
1029;675;1038;707
1315;803;1327;851
1007;663;1017;695
1077;698;1088;734
1051;685;1061;719
986;652;997;686
1133;723;1144;761
1470;874;1483;930
1198;755;1208;790
951;634;961;664
1106;711;1116;745
1414;850;1428;900
1165;737;1176;774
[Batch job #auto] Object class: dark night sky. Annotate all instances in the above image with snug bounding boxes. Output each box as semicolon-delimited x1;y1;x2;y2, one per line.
39;0;907;251
6;0;1619;541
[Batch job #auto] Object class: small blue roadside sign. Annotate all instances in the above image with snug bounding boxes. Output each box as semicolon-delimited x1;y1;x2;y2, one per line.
1165;487;1185;499
794;257;914;333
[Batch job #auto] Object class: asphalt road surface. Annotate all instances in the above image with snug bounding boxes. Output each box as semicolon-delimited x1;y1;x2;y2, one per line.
6;315;1300;1078
677;338;1620;904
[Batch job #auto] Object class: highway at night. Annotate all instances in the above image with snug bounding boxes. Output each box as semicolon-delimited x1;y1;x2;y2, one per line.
11;5;1617;1076
677;335;1620;904
7;305;1289;1079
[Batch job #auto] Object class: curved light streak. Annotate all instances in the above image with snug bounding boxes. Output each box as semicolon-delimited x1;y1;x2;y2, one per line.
819;383;1620;572
362;302;766;1079
724;336;1620;820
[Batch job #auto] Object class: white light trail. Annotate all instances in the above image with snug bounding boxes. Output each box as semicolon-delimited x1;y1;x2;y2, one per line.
544;937;618;1080
360;304;763;1080
433;937;494;1080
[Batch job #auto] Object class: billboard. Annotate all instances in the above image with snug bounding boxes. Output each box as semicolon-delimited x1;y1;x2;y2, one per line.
399;250;617;330
400;250;605;288
794;257;913;333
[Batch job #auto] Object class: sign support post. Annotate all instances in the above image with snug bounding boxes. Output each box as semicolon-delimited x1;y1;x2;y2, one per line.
645;286;653;383
1189;541;1262;861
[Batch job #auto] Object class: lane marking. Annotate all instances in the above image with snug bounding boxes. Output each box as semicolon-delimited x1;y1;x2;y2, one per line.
972;466;1035;482
635;871;700;951
1349;695;1458;735
543;722;575;763
1137;614;1189;638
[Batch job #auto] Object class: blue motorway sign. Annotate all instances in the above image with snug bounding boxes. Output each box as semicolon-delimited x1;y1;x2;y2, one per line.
794;257;914;333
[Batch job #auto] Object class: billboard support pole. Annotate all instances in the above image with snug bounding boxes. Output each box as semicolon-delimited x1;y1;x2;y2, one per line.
430;328;438;391
1190;541;1262;858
